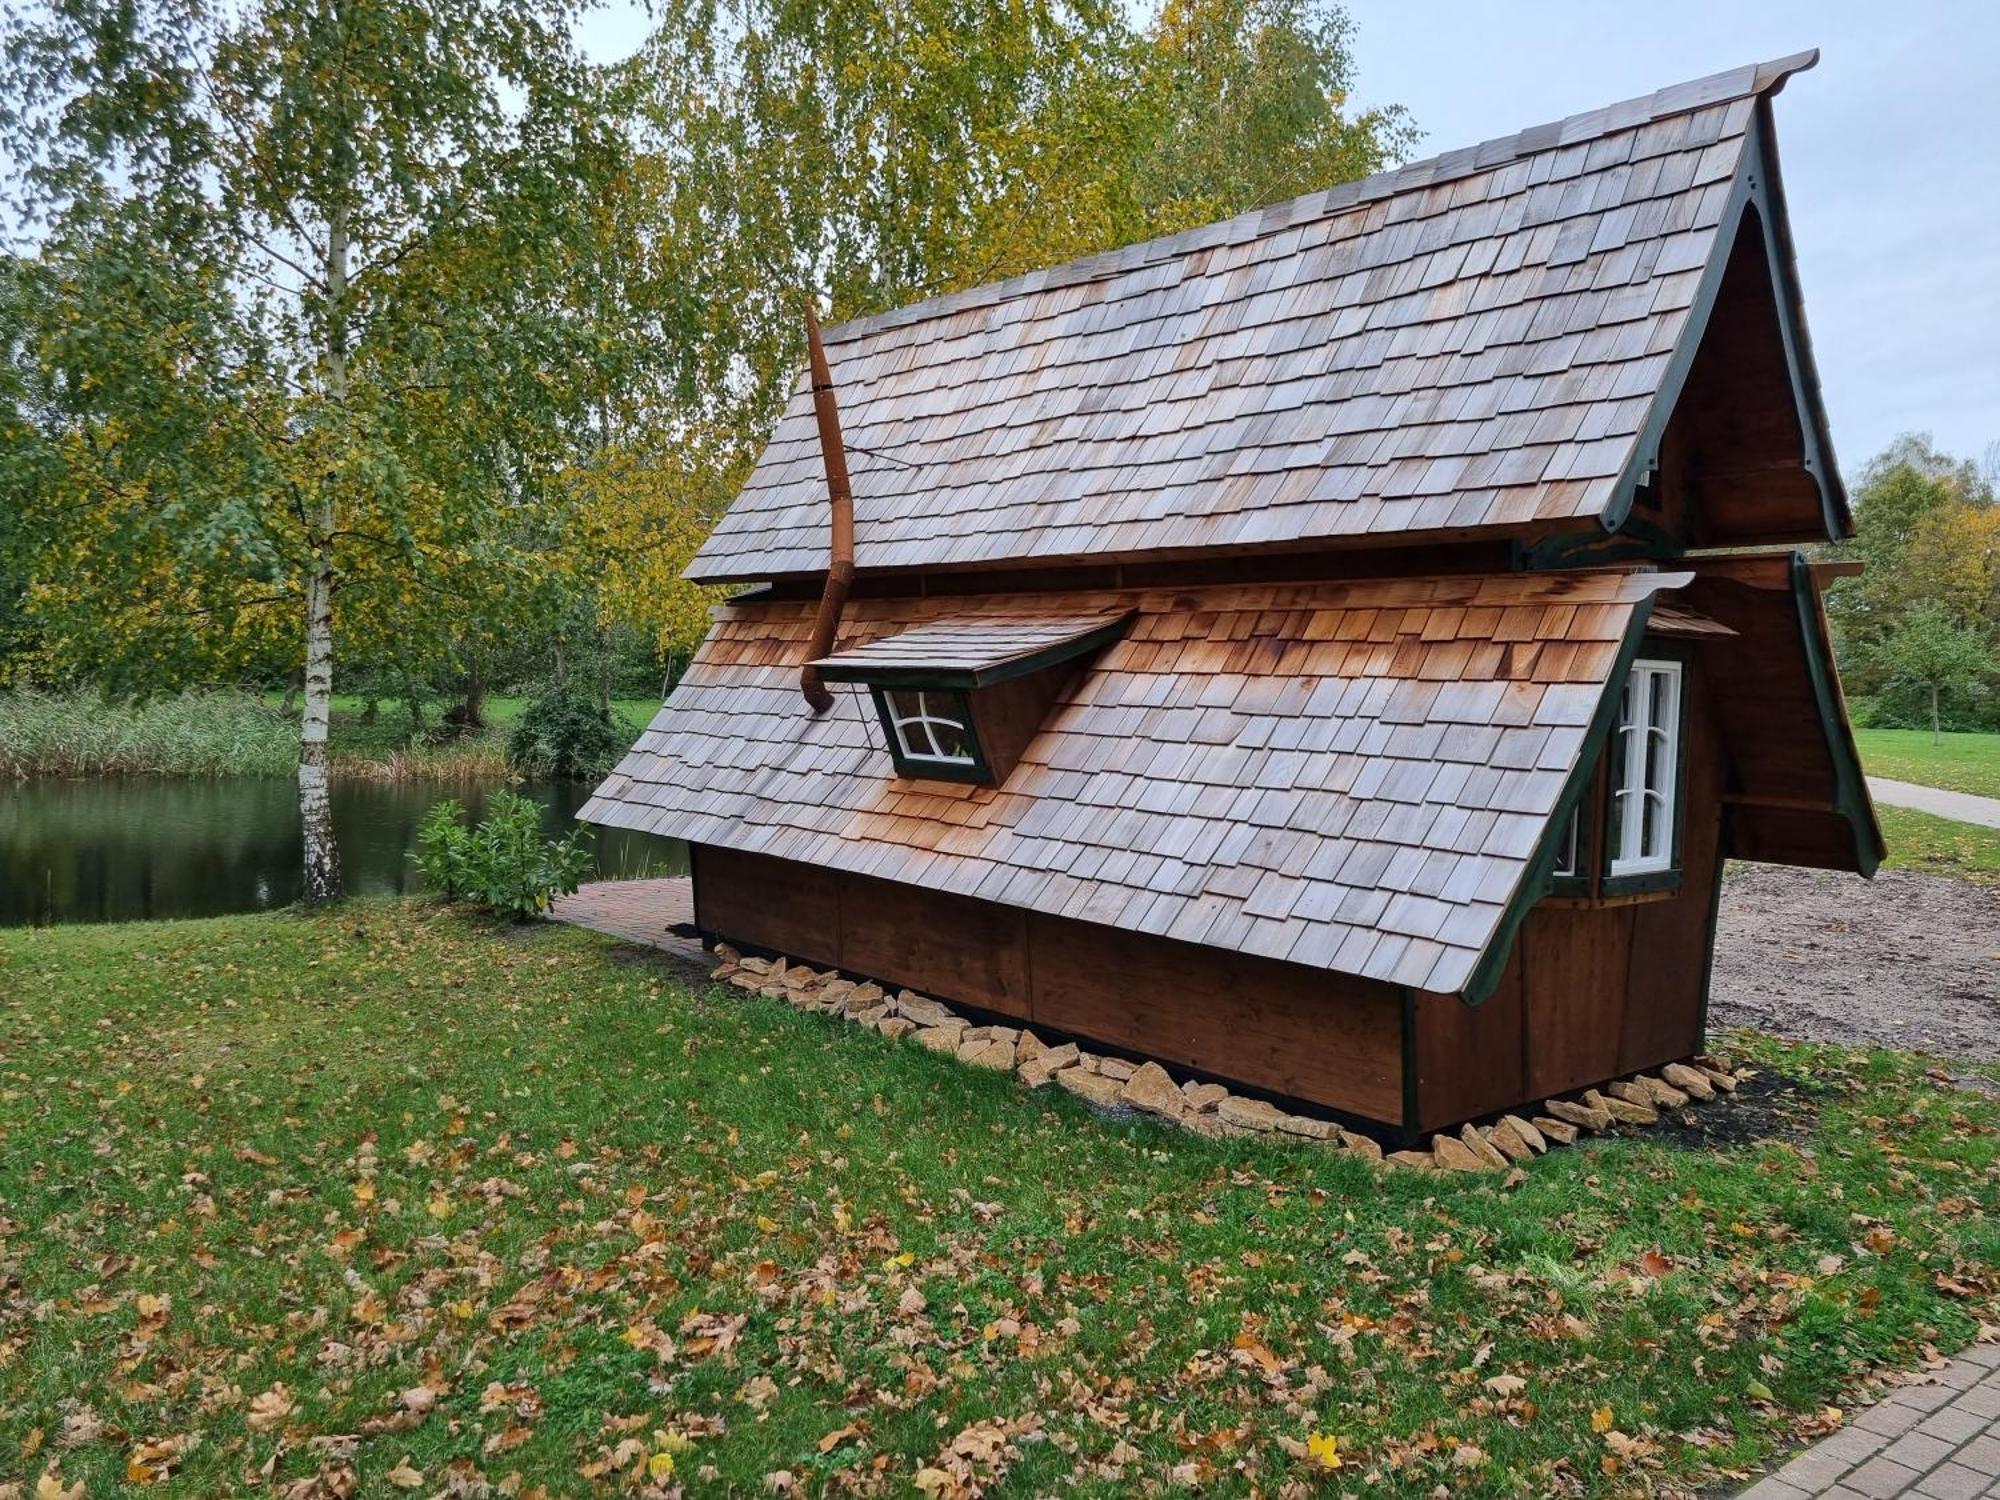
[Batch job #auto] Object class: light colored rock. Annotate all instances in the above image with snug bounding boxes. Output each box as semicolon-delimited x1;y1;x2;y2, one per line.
729;972;762;992
1593;1090;1658;1126
1055;1068;1125;1109
1499;1115;1546;1153
1339;1130;1384;1161
739;956;773;976
1276;1113;1340;1142
1531;1116;1579;1146
1180;1081;1229;1113
1661;1062;1715;1101
710;962;740;981
1486;1119;1535;1162
849;1004;889;1027
1430;1134;1488;1172
914;1025;966;1055
1386;1149;1435;1170
877;1017;916;1040
961;1039;1015;1071
983;1026;1021;1047
756;983;790;1001
896;994;956;1028
1033;1042;1079;1072
1095;1056;1137;1082
1180;1111;1249;1139
1694;1051;1734;1074
1216;1096;1288;1133
1629;1074;1689;1109
1015;1031;1048;1064
1460;1123;1510;1169
1119;1062;1185;1118
848;982;884;1006
712;943;742;965
1543;1097;1613;1133
1017;1055;1063;1088
1695;1063;1738;1093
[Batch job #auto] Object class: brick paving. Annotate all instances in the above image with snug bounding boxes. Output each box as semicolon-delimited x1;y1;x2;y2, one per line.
1739;1341;2000;1498
550;876;705;963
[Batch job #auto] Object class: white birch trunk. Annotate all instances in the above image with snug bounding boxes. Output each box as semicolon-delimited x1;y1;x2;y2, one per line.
300;198;349;904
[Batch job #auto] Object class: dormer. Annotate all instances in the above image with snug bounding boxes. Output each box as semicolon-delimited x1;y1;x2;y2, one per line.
808;611;1133;784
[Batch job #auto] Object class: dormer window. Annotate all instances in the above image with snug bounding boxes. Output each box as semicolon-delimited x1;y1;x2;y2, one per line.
883;688;979;773
810;610;1134;786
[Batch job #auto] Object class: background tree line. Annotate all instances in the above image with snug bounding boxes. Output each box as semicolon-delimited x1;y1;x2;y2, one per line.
0;0;1413;896
1826;435;2000;739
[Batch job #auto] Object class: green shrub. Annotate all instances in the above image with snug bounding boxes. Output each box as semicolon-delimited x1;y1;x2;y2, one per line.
412;791;593;918
504;690;634;780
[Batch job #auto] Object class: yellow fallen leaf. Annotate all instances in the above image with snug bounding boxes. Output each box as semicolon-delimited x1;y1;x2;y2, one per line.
1590;1405;1614;1434
1305;1432;1341;1470
386;1458;423;1490
37;1471;85;1500
647;1452;676;1482
755;1215;779;1233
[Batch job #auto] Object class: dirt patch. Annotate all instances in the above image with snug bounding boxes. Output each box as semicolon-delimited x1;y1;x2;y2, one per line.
1644;1068;1816;1150
1711;865;2000;1064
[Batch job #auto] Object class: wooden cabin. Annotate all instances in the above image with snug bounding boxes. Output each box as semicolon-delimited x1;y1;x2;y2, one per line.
582;50;1882;1142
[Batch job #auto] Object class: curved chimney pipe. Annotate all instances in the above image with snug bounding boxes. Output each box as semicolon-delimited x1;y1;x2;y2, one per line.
799;299;854;715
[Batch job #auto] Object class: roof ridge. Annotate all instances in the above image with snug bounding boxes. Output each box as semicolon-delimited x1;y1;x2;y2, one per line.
821;48;1818;348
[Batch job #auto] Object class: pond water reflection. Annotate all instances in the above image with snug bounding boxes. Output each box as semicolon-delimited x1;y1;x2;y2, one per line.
1;776;684;926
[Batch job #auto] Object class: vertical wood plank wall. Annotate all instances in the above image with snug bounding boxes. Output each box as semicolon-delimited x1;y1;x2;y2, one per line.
691;844;1406;1126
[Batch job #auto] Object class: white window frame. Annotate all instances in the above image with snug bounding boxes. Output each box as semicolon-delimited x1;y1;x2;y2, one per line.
884;688;976;767
1608;658;1683;878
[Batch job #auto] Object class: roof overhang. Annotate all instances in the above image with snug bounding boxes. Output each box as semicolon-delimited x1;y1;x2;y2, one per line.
809;610;1135;690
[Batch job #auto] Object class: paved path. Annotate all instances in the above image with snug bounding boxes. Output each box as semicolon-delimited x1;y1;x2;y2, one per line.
550;876;706;963
1739;1341;2000;1499
1868;777;2000;830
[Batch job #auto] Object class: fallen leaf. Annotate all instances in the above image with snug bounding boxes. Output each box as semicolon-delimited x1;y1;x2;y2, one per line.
246;1385;295;1432
386;1459;423;1490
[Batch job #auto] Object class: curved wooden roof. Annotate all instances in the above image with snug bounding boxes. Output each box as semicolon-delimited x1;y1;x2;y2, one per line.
688;53;1833;583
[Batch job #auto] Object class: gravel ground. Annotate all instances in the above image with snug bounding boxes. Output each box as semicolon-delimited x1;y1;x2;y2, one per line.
1711;864;2000;1064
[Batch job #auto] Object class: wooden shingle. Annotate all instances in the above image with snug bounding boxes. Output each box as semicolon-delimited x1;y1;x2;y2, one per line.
687;54;1818;582
582;570;1690;997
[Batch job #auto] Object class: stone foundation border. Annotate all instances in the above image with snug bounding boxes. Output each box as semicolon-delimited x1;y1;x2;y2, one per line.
708;946;1751;1166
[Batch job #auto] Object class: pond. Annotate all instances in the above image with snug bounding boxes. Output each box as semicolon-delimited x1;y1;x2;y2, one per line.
0;776;686;926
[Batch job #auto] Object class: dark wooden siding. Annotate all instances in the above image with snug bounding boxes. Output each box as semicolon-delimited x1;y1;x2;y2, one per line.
693;844;1406;1126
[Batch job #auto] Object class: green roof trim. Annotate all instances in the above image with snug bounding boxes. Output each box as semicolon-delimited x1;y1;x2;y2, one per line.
1458;590;1662;1007
1598;102;1851;545
1787;551;1885;877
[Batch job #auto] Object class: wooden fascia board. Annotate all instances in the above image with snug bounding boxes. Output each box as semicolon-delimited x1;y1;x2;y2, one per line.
1598;104;1848;545
1785;549;1884;875
812;612;1135;690
1457;589;1663;1007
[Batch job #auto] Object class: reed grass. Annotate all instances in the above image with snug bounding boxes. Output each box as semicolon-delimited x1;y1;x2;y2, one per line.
0;690;527;781
0;689;298;778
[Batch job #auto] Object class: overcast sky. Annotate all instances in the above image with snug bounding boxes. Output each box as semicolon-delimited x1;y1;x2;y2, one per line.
576;0;1998;482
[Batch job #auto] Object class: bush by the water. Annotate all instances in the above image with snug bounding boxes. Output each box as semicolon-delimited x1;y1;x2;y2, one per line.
413;791;592;918
0;689;298;777
504;689;633;779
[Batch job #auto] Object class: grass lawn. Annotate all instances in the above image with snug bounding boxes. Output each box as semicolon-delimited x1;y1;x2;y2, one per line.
1877;804;2000;884
1855;728;2000;800
2;907;1996;1498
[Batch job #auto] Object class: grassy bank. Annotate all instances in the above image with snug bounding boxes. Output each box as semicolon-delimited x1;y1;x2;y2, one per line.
1;904;1994;1497
1878;803;2000;883
1855;727;2000;800
0;690;658;780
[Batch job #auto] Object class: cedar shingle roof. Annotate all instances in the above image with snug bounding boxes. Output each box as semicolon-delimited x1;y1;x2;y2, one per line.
687;53;1818;582
581;569;1689;996
811;610;1133;686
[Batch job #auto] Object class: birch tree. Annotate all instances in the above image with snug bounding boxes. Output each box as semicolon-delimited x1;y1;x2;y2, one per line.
2;0;629;899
